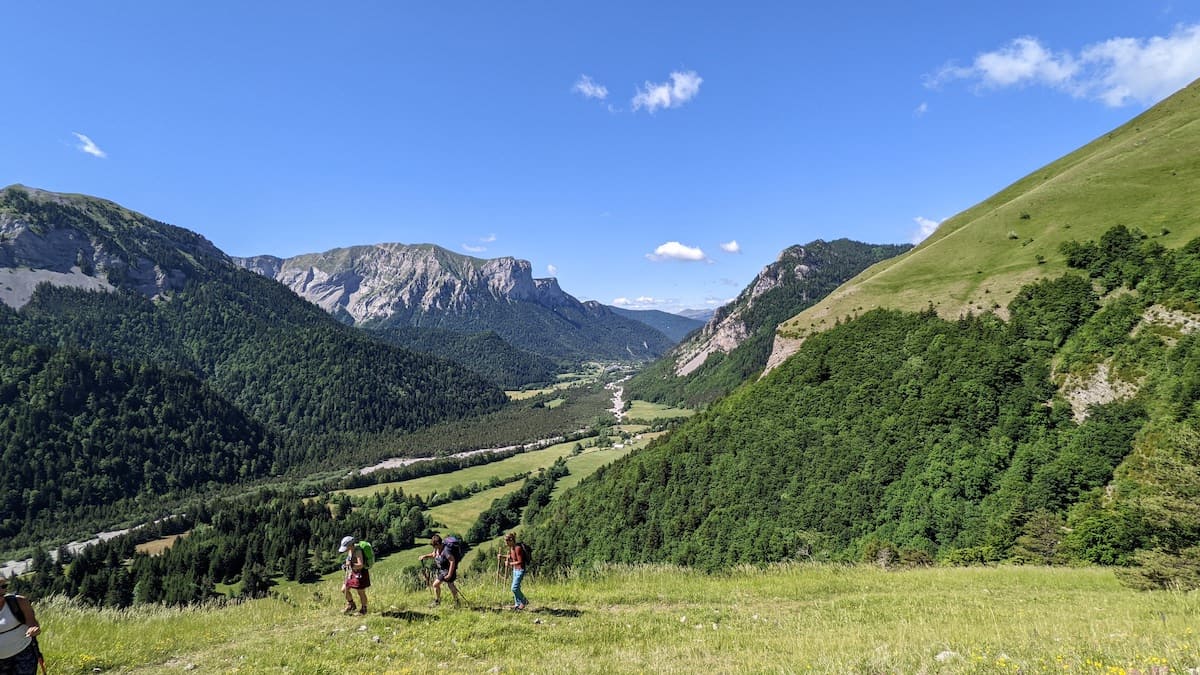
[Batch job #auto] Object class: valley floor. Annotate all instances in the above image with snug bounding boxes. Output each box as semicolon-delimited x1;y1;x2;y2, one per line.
37;563;1199;674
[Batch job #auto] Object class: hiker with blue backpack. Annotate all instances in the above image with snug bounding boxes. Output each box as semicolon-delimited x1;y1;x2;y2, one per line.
498;532;530;610
418;534;464;607
338;536;373;615
0;576;43;675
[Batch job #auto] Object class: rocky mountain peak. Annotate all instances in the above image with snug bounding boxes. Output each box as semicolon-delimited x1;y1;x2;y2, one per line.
234;243;575;324
0;185;230;308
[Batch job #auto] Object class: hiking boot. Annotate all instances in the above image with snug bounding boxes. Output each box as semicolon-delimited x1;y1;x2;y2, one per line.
428;600;440;608
343;603;357;614
357;608;368;616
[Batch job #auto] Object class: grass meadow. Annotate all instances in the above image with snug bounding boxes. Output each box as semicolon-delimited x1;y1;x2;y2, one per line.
35;563;1199;674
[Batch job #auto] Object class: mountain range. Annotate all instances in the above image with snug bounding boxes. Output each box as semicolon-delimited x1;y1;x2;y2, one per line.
235;245;675;365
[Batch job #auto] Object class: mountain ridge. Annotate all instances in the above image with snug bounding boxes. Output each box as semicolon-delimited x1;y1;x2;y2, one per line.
235;243;675;363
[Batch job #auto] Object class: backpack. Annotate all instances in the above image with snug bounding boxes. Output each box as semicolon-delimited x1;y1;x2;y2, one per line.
517;542;533;568
443;536;468;561
356;541;375;569
4;593;43;667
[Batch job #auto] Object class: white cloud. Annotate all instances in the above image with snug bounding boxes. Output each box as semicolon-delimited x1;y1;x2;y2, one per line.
573;75;609;100
611;295;673;309
632;70;703;113
912;216;942;244
646;241;707;262
927;24;1200;107
481;233;497;243
914;102;929;117
462;244;486;253
547;264;558;275
720;240;741;254
72;132;107;158
1081;25;1200;106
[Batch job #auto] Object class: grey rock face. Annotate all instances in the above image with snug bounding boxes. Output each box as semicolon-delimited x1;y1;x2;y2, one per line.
234;244;575;324
0;213;197;307
673;245;812;376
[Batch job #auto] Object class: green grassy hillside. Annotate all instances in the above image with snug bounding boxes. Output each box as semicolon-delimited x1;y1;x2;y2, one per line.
33;565;1199;673
777;78;1200;347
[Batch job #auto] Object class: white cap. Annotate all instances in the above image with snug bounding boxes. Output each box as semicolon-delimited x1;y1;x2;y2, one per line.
338;535;355;552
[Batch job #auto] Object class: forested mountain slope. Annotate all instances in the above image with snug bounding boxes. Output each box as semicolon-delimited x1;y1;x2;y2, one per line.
369;325;559;389
626;239;910;407
0;339;273;548
531;243;1200;585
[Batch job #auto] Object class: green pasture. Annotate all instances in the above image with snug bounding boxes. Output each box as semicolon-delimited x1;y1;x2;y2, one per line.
339;440;590;501
624;400;695;421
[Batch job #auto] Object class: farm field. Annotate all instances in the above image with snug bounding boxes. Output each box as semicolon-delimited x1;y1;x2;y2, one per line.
624;400;695;421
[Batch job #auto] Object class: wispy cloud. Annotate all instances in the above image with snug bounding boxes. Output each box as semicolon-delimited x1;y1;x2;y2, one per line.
72;132;107;158
927;24;1200;106
632;71;703;113
912;216;942;244
573;75;609;100
547;264;558;276
914;102;929;117
719;240;741;254
612;295;671;309
481;233;497;243
646;241;708;262
462;244;487;253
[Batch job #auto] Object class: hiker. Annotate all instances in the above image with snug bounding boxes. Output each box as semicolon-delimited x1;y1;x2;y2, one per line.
498;532;529;610
338;536;370;615
418;534;463;607
0;577;42;675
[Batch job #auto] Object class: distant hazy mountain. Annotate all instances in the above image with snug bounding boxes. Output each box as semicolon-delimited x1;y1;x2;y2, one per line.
236;245;674;364
626;239;911;407
676;308;716;323
609;307;704;342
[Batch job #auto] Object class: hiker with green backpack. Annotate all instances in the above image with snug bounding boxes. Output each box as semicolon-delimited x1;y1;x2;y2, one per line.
0;576;44;675
338;536;374;615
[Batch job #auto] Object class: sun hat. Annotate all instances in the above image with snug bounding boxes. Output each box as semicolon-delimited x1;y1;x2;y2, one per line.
338;535;356;553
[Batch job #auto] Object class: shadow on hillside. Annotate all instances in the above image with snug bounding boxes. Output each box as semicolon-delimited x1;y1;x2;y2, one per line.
463;605;583;618
530;607;582;618
380;609;440;622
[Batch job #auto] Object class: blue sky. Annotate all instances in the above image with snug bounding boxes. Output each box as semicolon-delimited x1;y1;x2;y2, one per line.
4;2;1200;313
